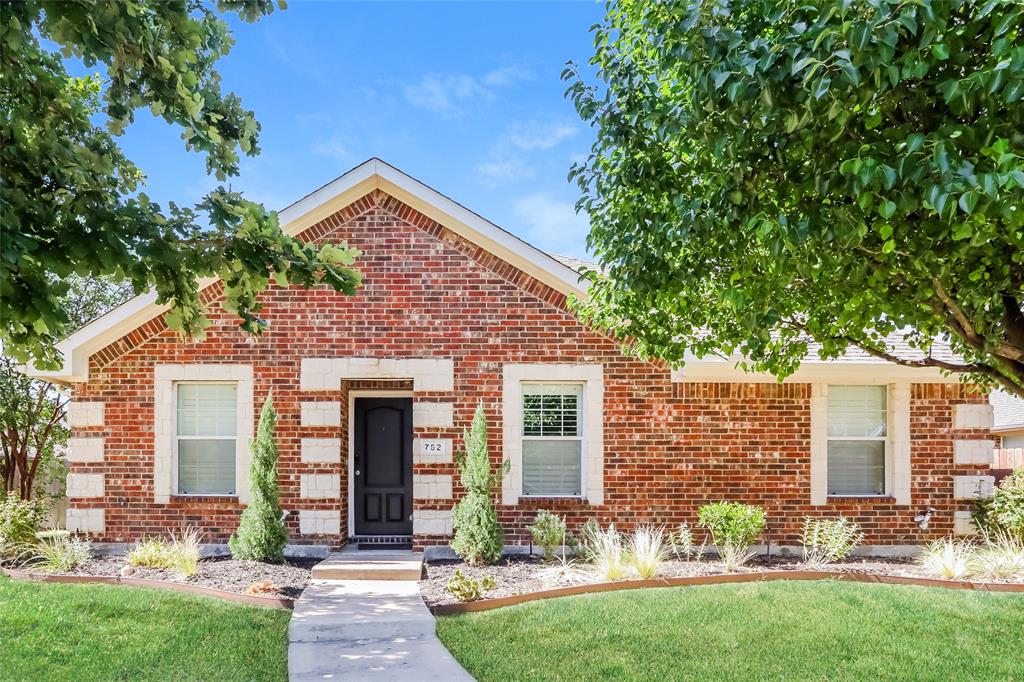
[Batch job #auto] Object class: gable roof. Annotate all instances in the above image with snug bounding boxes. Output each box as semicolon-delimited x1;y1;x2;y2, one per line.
28;158;587;384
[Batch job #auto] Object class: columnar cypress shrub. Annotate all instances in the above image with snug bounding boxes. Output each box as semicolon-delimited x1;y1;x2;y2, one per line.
451;403;506;565
229;396;287;563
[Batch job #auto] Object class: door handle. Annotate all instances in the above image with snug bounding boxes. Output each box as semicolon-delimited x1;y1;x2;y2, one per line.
355;469;360;477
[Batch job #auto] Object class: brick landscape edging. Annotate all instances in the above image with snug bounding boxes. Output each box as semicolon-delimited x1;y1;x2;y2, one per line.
429;570;1024;616
1;567;294;610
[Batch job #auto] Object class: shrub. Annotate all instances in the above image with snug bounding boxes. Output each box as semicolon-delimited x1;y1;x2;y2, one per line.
451;404;506;565
126;527;203;577
528;510;566;561
230;396;287;563
668;523;694;560
591;523;628;580
26;530;92;573
918;538;976;580
126;537;174;570
0;494;49;559
801;517;864;567
697;502;766;571
446;569;497;602
972;470;1024;542
973;532;1024;580
627;526;667;579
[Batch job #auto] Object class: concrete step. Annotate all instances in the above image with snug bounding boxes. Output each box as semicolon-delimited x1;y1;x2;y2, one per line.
289;580;436;643
310;550;423;581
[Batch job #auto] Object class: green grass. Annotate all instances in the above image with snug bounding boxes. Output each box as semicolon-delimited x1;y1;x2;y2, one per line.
0;576;290;681
437;581;1024;681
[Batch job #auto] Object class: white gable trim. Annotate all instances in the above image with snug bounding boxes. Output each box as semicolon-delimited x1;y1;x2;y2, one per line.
28;158;587;384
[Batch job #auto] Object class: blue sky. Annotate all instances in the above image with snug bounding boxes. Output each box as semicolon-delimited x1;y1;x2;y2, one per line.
116;1;606;259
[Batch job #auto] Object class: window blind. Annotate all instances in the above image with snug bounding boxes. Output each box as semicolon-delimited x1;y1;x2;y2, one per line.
522;384;583;496
827;385;887;496
176;383;237;495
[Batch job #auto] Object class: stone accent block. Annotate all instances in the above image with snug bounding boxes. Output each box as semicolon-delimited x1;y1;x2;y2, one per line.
67;437;105;463
299;510;341;535
953;439;995;465
953;404;994;430
412;402;454;428
413;509;452;536
301;402;341;427
301;438;342;463
953;510;977;536
413;438;452;464
413;474;453;500
66;473;104;498
300;357;454;392
67;508;105;534
953;475;995;500
300;474;340;499
68;401;105;427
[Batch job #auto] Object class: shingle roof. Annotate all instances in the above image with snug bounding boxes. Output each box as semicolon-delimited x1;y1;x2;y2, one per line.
992;390;1024;431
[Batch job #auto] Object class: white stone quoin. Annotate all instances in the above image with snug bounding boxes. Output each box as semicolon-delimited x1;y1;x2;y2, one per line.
413;509;452;535
300;401;342;427
412;402;454;429
68;401;105;427
66;473;104;498
413;438;453;464
301;438;342;463
953;475;995;500
298;510;341;535
300;357;455;392
67;437;105;463
67;508;105;534
953;510;977;536
413;474;453;500
952;404;994;430
953;439;995;466
300;474;340;499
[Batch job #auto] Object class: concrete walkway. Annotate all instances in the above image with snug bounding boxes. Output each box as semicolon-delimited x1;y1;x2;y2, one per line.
288;552;473;681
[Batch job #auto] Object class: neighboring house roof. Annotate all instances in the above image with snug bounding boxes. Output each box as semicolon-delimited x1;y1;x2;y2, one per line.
27;157;970;386
991;390;1024;432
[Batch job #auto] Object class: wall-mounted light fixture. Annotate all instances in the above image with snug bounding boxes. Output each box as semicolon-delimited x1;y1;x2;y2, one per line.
913;507;936;530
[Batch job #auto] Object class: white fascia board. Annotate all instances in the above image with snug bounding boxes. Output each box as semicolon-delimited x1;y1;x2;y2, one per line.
671;358;961;383
25;157;588;384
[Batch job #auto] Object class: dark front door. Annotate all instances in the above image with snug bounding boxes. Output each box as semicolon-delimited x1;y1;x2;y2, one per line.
354;397;413;536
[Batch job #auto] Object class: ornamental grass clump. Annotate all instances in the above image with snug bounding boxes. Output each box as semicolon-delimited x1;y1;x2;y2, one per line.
451;404;507;565
126;527;203;577
591;524;628;580
25;530;92;573
230;396;287;563
973;532;1024;580
801;517;864;567
528;510;567;561
918;537;976;580
697;502;766;572
627;525;668;579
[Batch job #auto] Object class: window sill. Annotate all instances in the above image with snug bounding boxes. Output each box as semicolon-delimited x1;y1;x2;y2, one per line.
826;495;895;503
518;495;588;506
171;494;239;503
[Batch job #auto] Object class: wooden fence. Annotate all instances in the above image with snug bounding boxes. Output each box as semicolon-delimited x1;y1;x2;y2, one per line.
994;448;1024;469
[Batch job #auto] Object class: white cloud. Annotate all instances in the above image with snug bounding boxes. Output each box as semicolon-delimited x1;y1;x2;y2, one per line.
505;119;578;151
312;134;353;164
475;118;578;186
403;64;533;117
477;157;535;184
512;192;591;258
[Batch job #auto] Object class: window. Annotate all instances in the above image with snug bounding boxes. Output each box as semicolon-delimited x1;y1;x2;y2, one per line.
827;385;887;496
175;383;237;495
521;384;583;496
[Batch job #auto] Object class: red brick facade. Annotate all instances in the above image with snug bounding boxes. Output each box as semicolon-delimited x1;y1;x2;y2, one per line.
67;189;991;551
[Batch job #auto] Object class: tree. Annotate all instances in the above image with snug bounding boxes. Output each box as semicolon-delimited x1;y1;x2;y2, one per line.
1;277;132;501
565;0;1024;397
1;1;361;370
451;404;506;565
229;395;287;563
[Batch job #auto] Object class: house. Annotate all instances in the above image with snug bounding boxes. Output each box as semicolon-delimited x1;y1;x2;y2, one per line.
991;390;1024;450
31;158;997;554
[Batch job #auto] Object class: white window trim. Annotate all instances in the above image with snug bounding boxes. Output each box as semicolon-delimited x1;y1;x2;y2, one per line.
502;364;603;505
810;383;910;505
154;365;253;504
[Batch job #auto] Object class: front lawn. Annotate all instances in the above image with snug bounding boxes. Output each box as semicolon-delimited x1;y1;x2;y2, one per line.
437;581;1024;681
0;576;290;681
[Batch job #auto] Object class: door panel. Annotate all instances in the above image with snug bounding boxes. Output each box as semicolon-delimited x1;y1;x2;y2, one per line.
354;397;413;536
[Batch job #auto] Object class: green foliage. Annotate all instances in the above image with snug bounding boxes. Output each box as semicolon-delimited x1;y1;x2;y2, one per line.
125;527;202;577
972;469;1024;541
667;522;696;560
801;517;864;566
1;1;362;368
451;404;506;565
23;531;93;573
528;510;567;561
566;0;1024;396
569;518;603;563
230;397;287;563
446;568;497;602
698;502;766;570
0;493;49;559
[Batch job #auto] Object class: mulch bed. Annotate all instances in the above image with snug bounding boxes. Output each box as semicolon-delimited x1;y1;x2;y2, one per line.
420;554;1024;608
8;556;316;600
